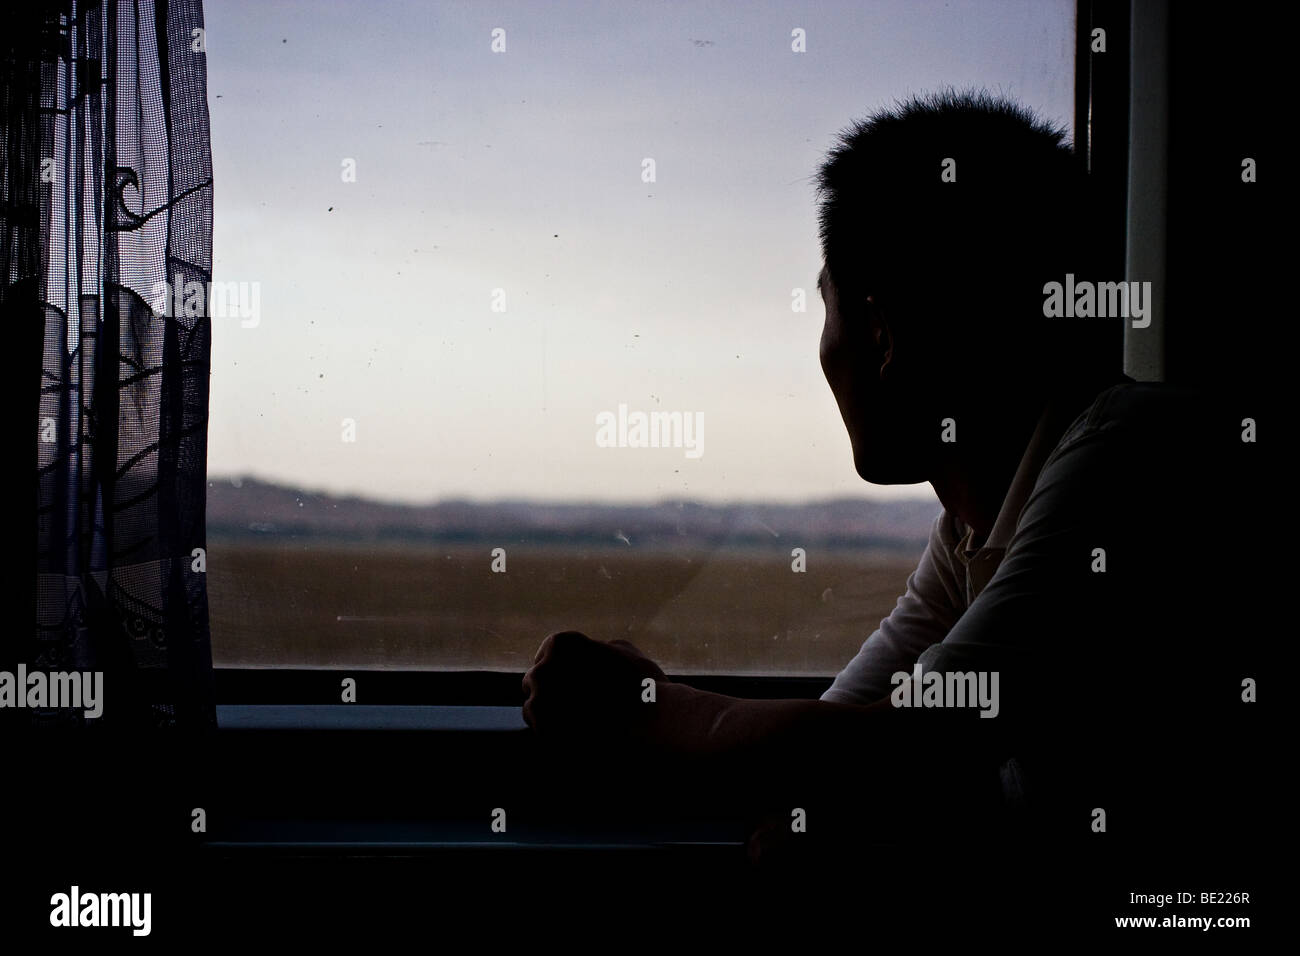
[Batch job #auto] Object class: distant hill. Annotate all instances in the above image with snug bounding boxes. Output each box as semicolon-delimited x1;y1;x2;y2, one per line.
206;475;938;551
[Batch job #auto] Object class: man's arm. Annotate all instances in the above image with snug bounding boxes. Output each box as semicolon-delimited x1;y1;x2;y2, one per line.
525;634;1010;850
649;671;1001;763
648;679;883;760
820;509;966;705
524;628;991;769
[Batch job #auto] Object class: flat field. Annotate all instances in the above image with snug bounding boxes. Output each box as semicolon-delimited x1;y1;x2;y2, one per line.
207;539;919;675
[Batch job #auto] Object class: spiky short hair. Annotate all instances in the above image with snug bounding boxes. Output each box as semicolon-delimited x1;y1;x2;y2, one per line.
816;89;1106;361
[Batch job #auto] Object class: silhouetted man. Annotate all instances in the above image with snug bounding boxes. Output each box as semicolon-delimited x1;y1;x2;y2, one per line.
522;91;1260;870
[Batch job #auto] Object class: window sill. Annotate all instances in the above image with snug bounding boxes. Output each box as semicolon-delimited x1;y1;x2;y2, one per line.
216;703;526;732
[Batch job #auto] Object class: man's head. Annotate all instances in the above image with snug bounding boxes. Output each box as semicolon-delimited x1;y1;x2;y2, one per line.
815;89;1118;484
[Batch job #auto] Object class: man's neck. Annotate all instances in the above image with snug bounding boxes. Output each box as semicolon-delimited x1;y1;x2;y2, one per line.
928;393;1046;541
928;371;1128;539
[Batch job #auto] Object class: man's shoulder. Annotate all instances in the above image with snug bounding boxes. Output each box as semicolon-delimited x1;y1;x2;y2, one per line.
1050;379;1219;461
1087;378;1208;420
1030;378;1251;549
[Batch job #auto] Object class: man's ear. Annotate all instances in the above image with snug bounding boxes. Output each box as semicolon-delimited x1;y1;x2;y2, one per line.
866;296;895;381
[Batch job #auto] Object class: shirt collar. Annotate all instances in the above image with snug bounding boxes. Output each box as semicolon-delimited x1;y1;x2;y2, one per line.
956;375;1131;561
980;401;1065;552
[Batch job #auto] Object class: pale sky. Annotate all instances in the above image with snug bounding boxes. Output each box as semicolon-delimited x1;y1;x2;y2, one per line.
203;0;1075;504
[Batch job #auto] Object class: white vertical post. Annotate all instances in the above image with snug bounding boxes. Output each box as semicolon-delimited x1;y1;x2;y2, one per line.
1124;0;1169;382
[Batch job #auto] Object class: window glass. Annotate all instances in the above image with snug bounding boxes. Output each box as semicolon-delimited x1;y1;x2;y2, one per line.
203;0;1075;673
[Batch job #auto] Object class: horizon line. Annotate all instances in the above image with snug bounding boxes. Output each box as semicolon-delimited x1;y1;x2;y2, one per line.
206;472;939;510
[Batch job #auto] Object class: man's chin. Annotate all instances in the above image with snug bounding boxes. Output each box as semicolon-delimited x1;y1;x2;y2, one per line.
853;450;924;485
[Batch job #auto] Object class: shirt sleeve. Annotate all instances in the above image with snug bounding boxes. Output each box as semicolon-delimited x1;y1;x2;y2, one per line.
820;509;968;706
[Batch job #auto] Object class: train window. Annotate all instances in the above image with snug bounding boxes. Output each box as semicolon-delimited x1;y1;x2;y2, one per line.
202;0;1076;676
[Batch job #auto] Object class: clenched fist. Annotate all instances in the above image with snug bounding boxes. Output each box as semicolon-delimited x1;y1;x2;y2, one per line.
521;630;668;747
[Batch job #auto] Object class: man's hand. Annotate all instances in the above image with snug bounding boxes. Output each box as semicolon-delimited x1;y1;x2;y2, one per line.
521;631;668;747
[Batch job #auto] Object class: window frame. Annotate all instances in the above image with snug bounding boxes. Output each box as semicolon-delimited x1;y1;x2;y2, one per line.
207;0;1130;722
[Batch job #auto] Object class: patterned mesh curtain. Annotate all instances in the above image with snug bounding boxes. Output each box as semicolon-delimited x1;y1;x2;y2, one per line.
1;0;215;729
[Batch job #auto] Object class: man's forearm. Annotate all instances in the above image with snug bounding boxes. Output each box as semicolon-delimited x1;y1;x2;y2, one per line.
646;678;1001;791
646;680;886;762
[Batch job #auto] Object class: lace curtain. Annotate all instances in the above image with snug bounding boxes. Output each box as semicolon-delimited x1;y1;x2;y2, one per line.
1;0;215;728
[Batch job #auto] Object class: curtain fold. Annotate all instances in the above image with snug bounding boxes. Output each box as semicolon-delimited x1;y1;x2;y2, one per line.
2;0;215;728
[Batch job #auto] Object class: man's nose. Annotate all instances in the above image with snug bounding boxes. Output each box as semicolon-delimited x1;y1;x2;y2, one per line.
819;324;840;380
